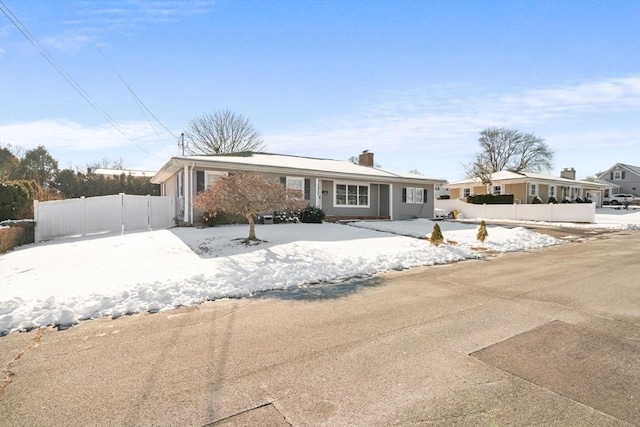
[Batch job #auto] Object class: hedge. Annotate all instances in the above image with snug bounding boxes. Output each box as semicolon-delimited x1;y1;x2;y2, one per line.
0;180;41;220
0;220;35;253
466;194;515;205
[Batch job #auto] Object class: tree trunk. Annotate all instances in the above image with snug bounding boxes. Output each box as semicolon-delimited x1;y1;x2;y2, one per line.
246;215;257;241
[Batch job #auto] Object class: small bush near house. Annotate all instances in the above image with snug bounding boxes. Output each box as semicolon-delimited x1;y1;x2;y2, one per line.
548;196;558;204
532;196;543;204
430;223;444;246
200;210;248;226
299;206;325;223
477;220;488;243
0;220;35;252
467;194;514;205
274;209;301;224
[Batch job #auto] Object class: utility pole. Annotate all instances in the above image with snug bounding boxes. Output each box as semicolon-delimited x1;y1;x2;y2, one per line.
178;132;186;156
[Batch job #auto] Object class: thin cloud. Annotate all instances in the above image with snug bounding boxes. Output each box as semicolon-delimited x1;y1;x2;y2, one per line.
40;1;217;51
265;76;640;157
0;119;173;152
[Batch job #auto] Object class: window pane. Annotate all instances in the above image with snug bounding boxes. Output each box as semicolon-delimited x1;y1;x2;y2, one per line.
286;177;303;192
359;186;368;206
416;188;424;203
407;188;415;203
348;185;358;205
336;184;346;205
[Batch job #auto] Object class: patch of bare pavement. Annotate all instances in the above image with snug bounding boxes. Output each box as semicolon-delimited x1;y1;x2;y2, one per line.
0;230;638;426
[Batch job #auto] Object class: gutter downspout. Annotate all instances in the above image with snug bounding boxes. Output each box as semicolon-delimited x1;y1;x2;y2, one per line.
389;183;394;220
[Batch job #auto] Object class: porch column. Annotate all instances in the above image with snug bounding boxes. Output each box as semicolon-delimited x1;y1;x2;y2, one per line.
389;183;394;220
183;164;190;223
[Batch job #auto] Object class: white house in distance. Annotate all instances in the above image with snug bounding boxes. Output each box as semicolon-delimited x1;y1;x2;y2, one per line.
150;151;447;224
87;167;158;178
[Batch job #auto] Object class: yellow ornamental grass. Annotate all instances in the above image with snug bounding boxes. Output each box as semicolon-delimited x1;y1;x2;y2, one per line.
477;220;489;243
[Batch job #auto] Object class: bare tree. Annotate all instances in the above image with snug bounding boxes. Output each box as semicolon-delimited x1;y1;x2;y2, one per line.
193;172;306;242
184;109;265;155
465;127;553;187
87;157;126;170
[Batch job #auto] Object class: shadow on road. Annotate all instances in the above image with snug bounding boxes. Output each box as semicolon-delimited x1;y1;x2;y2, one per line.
255;276;385;301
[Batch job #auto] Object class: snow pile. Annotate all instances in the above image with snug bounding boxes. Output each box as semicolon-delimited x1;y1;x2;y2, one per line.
1;220;564;335
439;208;640;231
348;219;562;252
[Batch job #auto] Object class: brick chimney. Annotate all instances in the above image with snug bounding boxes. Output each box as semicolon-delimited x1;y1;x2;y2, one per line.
561;167;576;180
358;150;374;167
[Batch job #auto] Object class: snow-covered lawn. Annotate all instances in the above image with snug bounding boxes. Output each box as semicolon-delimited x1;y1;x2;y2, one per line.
0;213;634;336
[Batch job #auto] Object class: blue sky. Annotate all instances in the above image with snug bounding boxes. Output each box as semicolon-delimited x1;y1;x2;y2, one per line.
0;0;638;182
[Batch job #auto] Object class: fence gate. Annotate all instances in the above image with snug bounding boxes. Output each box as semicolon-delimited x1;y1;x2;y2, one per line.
34;193;175;242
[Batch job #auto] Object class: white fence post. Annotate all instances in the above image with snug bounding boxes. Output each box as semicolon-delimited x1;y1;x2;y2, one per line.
33;199;40;243
146;194;152;230
81;196;86;236
120;193;125;235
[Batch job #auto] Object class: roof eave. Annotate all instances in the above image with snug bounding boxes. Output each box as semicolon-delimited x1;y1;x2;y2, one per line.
151;156;447;185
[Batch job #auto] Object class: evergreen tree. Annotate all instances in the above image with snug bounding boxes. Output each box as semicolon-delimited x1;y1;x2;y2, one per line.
430;223;444;246
477;220;489;243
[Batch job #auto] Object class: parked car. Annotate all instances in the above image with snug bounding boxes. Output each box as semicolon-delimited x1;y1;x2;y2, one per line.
604;193;640;205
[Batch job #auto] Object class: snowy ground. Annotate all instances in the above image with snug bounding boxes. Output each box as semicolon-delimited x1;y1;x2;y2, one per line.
0;210;637;335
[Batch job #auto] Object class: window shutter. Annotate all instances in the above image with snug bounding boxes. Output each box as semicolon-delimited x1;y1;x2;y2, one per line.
304;179;310;200
611;172;614;180
196;171;205;193
280;176;286;185
622;171;626;179
423;189;427;203
402;188;407;203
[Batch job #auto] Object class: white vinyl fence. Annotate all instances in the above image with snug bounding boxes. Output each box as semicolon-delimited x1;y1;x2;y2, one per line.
436;199;595;223
34;194;175;242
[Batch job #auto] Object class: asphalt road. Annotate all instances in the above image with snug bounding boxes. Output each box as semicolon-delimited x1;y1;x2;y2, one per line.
1;230;638;426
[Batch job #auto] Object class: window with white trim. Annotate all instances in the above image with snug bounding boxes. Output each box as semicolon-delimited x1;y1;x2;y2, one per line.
493;185;502;195
613;171;623;180
463;188;471;198
286;176;304;193
206;171;226;188
403;187;425;204
549;186;556;198
530;184;538;196
335;183;369;207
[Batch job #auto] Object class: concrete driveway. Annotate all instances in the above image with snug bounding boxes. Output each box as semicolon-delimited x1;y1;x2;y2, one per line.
1;230;638;426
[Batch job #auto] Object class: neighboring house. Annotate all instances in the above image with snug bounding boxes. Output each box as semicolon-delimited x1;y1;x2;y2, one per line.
150;151;446;224
446;168;610;206
87;167;157;178
595;163;640;197
580;177;620;202
434;182;450;199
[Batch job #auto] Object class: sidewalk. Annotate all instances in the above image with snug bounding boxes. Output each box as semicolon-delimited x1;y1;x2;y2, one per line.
1;231;638;426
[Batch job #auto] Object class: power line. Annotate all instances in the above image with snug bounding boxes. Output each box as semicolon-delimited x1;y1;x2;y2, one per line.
62;0;179;143
0;0;160;160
